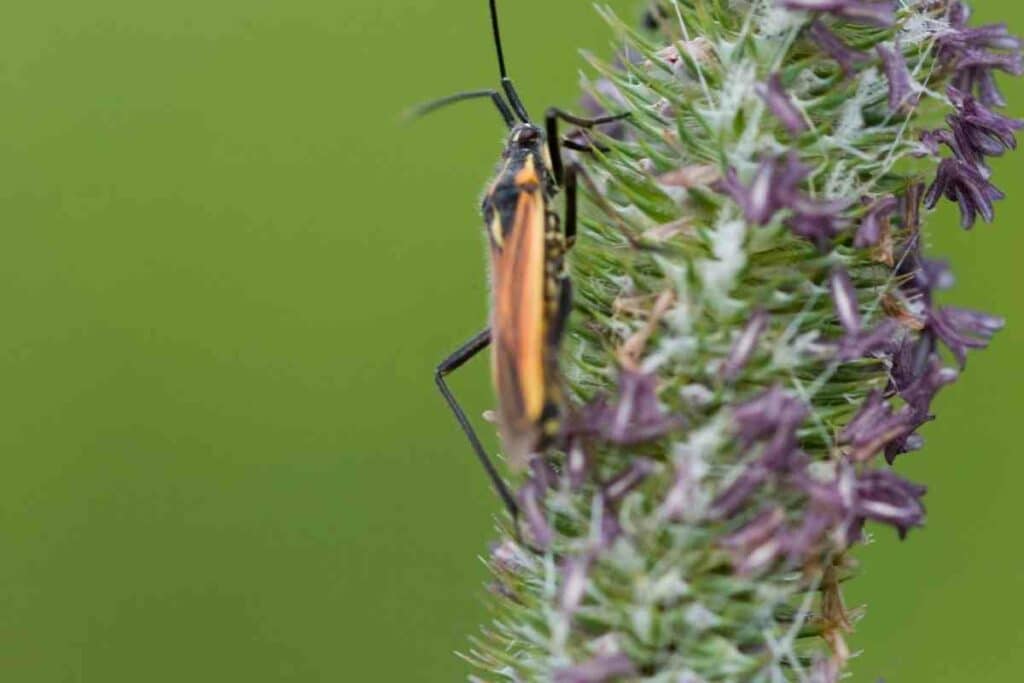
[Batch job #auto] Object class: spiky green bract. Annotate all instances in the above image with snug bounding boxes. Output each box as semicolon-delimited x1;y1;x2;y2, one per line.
465;2;1012;680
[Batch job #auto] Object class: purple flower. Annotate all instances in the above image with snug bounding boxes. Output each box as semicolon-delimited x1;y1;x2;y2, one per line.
888;335;930;395
711;387;809;519
952;50;1024;109
709;465;769;520
853;469;927;539
877;43;918;113
714;153;809;225
923;88;1024;178
733;385;809;445
721;309;769;381
786;194;850;250
554;653;637;683
855;195;897;247
938;2;1024;106
782;504;838;561
807;20;869;76
604;457;657;503
883;418;927;464
829;267;898;360
720;507;787;575
795;463;927;541
886;350;957;461
924;157;1005;229
840;390;916;462
714;154;850;250
892;350;958;416
837;319;898;361
920;127;955;156
756;72;808;135
927;306;1004;368
759;423;806;473
778;0;896;28
830;268;861;334
947;86;1023;170
577;370;682;445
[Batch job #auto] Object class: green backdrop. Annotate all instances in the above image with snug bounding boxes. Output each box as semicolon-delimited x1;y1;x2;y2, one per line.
0;1;1019;680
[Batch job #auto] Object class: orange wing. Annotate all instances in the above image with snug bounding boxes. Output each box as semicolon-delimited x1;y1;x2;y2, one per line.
489;185;548;470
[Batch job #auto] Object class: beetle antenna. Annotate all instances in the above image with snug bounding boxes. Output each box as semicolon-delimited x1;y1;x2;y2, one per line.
488;0;531;122
489;0;510;81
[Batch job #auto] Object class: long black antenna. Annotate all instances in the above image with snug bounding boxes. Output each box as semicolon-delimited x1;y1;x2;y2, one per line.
488;0;531;122
489;0;510;80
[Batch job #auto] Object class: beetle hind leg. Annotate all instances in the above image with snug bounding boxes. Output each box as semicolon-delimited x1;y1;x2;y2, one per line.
434;328;521;527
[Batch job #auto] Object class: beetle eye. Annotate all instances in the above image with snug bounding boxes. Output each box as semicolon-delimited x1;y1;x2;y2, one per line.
517;127;538;143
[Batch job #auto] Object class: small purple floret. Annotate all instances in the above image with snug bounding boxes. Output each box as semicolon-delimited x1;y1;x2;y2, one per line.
604;457;657;503
927;306;1005;368
855;195;897;247
795;462;926;541
947;86;1023;170
782;504;837;561
884;350;957;462
756;72;809;135
711;387;810;519
877;43;918;113
577;370;682;445
721;309;769;381
893;352;958;417
710;465;769;520
733;385;810;445
840;390;915;462
837;319;898;361
720;507;787;575
924;157;1004;229
786;195;850;250
714;153;809;226
830;268;861;334
939;2;1024;107
828;267;897;361
854;469;927;539
807;20;869;76
924;87;1023;182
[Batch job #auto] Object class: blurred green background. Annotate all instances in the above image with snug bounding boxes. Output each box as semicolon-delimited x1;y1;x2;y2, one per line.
0;1;1019;680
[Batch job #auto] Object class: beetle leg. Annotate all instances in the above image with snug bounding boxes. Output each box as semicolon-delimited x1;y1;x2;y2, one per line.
434;328;521;527
545;107;631;185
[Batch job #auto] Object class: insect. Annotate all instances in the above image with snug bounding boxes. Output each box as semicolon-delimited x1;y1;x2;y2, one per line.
416;0;627;523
